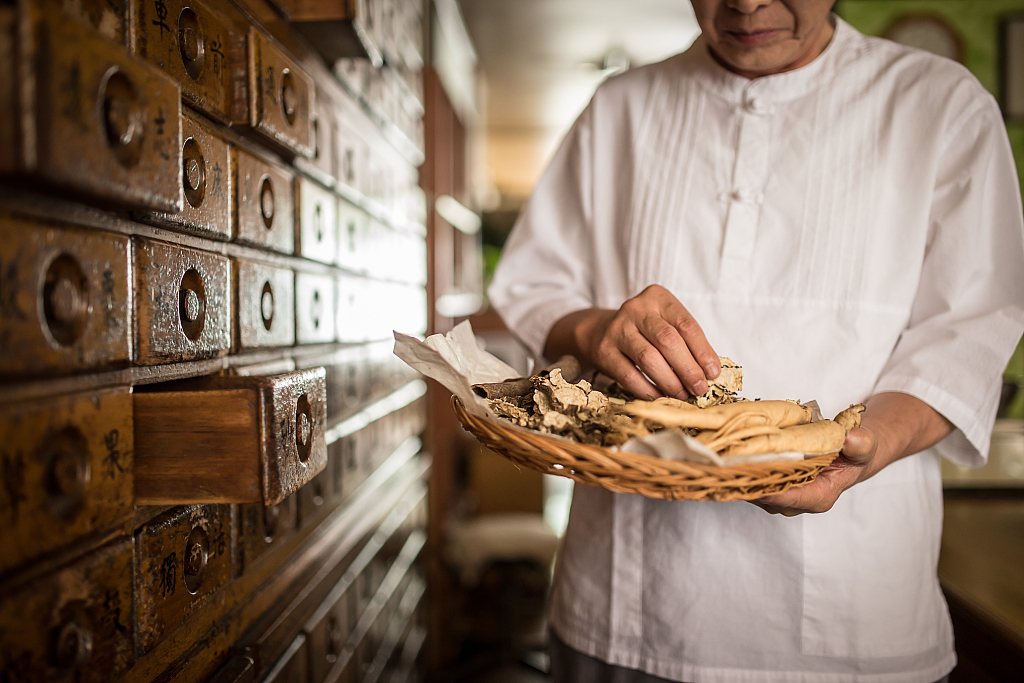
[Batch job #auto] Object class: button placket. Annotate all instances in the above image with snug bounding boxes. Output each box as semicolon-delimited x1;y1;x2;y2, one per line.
719;88;772;293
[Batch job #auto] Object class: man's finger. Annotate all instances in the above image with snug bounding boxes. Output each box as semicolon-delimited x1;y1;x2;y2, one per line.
637;316;709;397
619;328;689;398
660;298;720;380
598;347;661;400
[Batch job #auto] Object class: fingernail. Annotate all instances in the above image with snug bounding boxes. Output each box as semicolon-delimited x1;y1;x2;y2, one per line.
692;380;708;395
705;361;720;379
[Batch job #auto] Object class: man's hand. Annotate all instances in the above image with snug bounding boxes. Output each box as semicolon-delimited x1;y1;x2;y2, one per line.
753;392;954;516
545;285;720;399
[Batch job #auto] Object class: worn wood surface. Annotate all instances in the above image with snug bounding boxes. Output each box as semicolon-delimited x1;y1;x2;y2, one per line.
19;4;183;211
235;258;296;349
247;27;314;158
135;504;234;654
296;175;340;265
0;217;132;376
234;148;296;254
0;537;135;683
0;388;134;577
238;493;297;575
138;109;233;240
133;237;232;364
133;0;236;121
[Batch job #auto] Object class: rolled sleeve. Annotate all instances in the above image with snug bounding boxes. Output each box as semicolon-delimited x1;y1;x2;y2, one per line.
488;104;597;359
874;100;1024;467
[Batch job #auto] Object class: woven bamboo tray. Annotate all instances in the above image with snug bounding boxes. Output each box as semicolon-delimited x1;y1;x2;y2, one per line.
453;396;838;502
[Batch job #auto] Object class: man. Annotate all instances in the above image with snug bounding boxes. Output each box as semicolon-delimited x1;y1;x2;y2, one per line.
488;1;1024;681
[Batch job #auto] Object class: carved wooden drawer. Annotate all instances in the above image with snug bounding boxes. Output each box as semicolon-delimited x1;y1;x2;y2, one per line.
133;237;232;364
237;493;296;575
133;368;328;506
307;90;337;184
0;218;131;377
0;538;134;683
262;635;309;683
0;388;133;576
296;272;338;344
133;0;235;121
247;28;314;158
296;176;339;265
235;258;296;349
135;504;233;654
235;149;295;254
7;5;182;211
138;108;232;240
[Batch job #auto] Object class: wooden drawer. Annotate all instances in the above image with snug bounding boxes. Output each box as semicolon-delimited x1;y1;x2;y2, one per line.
9;5;182;211
247;28;314;158
307;584;354;683
295;272;337;344
0;537;134;683
295;176;339;265
262;634;308;683
237;493;296;575
307;90;337;184
297;466;333;527
336;198;370;273
133;237;232;364
236;259;296;349
0;218;130;377
235;149;295;254
336;118;368;194
0;389;133;576
138;108;232;240
136;504;233;654
133;0;235;121
134;368;328;506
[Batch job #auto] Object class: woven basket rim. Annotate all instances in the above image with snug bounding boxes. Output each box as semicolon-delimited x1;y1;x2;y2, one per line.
452;395;838;501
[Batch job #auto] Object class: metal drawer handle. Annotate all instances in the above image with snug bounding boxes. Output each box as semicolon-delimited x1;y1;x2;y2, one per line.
183;526;209;594
183;137;206;208
178;8;205;80
281;69;297;126
42;254;90;347
101;68;142;167
43;426;91;520
296;394;313;463
259;176;275;229
260;281;275;331
178;268;207;341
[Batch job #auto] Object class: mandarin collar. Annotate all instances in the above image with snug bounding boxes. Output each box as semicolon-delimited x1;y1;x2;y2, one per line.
685;16;862;105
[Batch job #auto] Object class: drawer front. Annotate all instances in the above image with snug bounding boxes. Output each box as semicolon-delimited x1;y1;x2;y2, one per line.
0;219;130;376
308;91;336;183
296;466;333;527
235;149;295;254
24;7;182;211
236;259;295;349
136;504;233;654
133;0;234;120
335;199;369;273
295;272;337;344
237;494;296;575
248;28;313;157
336;118;368;194
296;176;338;265
134;238;232;364
262;635;308;683
0;538;134;683
307;588;353;683
0;389;133;576
139;109;232;239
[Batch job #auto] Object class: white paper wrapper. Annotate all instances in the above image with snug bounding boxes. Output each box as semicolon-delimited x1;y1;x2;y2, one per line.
393;323;817;466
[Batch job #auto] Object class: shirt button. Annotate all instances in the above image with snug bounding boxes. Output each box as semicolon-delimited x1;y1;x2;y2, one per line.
733;188;758;204
745;98;769;115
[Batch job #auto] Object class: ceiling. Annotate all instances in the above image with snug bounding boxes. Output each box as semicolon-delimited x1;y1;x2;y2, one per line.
457;0;701;207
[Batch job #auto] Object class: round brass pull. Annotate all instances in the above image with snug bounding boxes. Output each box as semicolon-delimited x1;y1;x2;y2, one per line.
259;176;275;229
295;394;313;463
52;610;94;672
182;137;206;208
101;68;143;167
177;8;205;80
183;526;209;594
260;281;274;331
313;204;323;243
42;254;90;347
178;268;207;341
43;427;90;520
281;69;297;126
310;289;322;330
262;504;280;542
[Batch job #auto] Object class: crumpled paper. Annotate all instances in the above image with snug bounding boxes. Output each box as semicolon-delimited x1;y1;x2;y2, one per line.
393;322;812;466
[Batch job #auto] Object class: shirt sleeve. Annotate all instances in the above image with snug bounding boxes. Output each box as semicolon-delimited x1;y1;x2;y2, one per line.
487;103;596;360
873;98;1024;467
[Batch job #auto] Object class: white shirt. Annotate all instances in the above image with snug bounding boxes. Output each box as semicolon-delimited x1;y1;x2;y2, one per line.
488;18;1024;683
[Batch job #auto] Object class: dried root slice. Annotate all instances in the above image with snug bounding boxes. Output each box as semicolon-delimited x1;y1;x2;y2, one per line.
697;424;783;452
620;399;813;431
688;357;743;408
720;404;866;457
